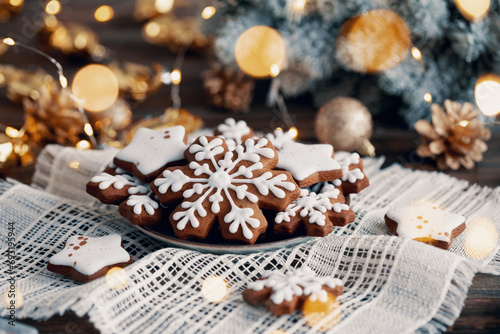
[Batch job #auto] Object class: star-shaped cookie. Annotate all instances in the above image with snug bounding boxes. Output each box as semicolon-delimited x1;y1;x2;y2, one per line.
113;126;188;182
384;201;466;249
47;234;133;283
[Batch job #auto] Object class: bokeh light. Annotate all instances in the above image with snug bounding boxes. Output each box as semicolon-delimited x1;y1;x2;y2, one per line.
454;0;490;22
95;5;114;22
424;93;432;103
464;216;498;260
76;140;91;150
170;70;181;85
336;9;411;74
105;267;129;289
155;0;174;14
2;38;15;46
289;127;298;139
3;286;23;309
201;275;228;303
234;26;286;78
474;73;500;117
71;64;119;112
201;6;216;20
69;160;80;169
303;291;341;331
411;47;422;60
45;0;61;15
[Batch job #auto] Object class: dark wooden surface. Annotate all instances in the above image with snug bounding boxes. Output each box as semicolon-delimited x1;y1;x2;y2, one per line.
1;5;499;333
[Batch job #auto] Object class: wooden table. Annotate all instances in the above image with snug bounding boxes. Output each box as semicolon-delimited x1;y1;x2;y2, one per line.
1;7;499;333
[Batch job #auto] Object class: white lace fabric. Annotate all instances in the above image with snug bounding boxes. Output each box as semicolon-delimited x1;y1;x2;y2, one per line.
0;144;498;334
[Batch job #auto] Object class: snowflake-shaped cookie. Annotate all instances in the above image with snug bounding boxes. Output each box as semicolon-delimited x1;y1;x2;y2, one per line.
151;136;300;244
243;267;343;316
47;234;133;283
275;184;355;237
113;126;188;182
214;118;254;150
266;128;342;187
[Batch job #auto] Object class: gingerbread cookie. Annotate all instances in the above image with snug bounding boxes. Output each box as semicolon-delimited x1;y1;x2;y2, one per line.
118;193;162;227
275;184;355;237
47;234;133;283
86;172;149;205
266;129;342;187
384;201;466;250
214;118;254;150
113;126;188;182
243;267;343;316
332;152;369;194
151;136;300;244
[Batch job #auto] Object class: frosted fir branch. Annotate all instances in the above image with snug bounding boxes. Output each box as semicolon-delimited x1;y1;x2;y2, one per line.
449;20;489;62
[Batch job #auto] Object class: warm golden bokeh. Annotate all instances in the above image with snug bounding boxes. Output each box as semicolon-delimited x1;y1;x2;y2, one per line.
105;267;129;289
95;5;114;22
474;73;500;117
454;0;490;21
201;275;228;303
464;216;498;260
234;26;286;78
303;292;341;331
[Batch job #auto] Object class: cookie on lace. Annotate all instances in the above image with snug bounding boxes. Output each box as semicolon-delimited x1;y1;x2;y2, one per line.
118;193;162;227
113;126;188;182
47;234;133;283
275;184;355;237
384;201;466;250
214;118;254;150
242;267;343;316
266;128;342;187
86;171;149;205
151;136;300;244
332;152;369;194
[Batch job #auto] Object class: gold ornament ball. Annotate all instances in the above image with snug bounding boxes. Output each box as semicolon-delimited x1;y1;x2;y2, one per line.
336;9;411;74
315;97;374;155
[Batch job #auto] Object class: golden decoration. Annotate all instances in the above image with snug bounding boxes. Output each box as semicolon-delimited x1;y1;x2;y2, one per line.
234;26;286;78
142;14;211;52
0;132;17;172
108;61;165;103
336;9;411;74
0;64;57;102
415;100;491;170
90;98;132;148
0;0;24;23
125;107;203;145
315;97;375;156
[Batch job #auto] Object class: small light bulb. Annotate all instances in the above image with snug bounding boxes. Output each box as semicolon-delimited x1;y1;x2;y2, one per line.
424;93;432;103
84;123;94;136
45;0;61;15
5;126;19;138
2;38;15;46
201;6;216;19
288;127;298;139
292;0;307;12
270;64;280;77
59;75;68;88
76;140;91;150
411;47;422;60
95;5;114;22
171;70;181;85
459;120;469;127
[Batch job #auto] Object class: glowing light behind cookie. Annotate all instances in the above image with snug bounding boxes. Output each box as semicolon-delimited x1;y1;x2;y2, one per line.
170;70;181;85
464;216;498;260
76;140;91;150
234;26;286;78
95;5;114;22
474;73;500;117
71;64;119;112
288;127;298;139
201;6;216;20
302;291;341;331
201;275;228;303
3;286;23;309
155;0;174;13
105;267;129;289
454;0;490;21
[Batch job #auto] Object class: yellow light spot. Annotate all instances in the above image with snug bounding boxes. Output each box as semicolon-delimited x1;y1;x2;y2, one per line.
234;26;286;78
69;160;80;169
59;75;67;88
454;0;490;22
171;70;181;85
9;0;24;6
411;47;422;60
465;216;498;260
45;0;61;15
3;286;23;309
95;5;114;22
105;267;128;289
5;127;19;138
201;275;228;303
289;127;298;139
201;6;216;20
155;0;174;14
474;73;500;117
71;64;119;112
292;0;307;12
417;225;423;229
76;140;91;150
84;123;94;136
424;93;432;103
303;292;341;331
144;22;161;37
459;120;469;127
270;64;280;77
44;15;58;29
2;38;15;46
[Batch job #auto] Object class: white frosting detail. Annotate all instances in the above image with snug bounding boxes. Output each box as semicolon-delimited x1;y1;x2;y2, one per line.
265;128;295;150
247;267;342;304
107;161;128;175
276;185;348;226
336;152;365;184
154;136;296;239
126;195;159;215
216;118;251;144
114;126;187;176
49;234;131;276
274;141;341;181
91;172;149;195
387;201;465;243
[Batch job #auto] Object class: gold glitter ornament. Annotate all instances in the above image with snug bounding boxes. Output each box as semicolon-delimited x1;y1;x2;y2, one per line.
0;64;57;103
90;98;132;147
0;132;17;172
315;97;375;156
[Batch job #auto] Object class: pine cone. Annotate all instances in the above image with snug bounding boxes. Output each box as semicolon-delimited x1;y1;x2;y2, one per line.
202;65;255;113
22;86;86;146
415;100;491;170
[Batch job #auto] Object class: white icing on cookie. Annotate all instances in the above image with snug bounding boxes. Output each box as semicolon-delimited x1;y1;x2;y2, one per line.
276;185;349;226
49;234;131;276
247;267;342;304
114;126;187;176
216;118;251;144
90;172;148;195
126;195;159;215
266;128;295;150
154;136;296;240
387;201;465;243
337;153;364;184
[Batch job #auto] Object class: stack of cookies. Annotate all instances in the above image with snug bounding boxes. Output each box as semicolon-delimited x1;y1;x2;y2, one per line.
87;118;370;244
